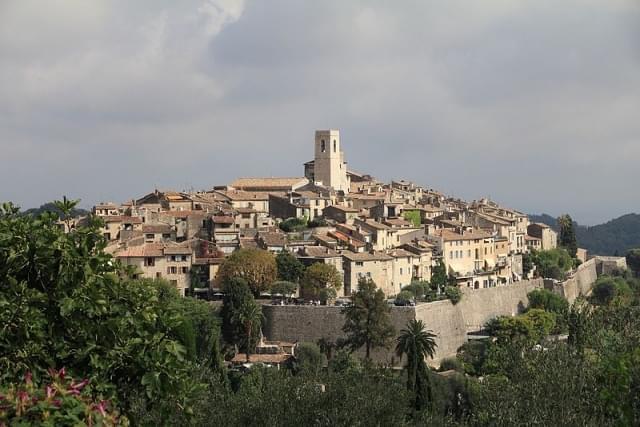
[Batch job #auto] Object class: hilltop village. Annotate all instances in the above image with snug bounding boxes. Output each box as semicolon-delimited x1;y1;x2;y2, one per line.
78;129;560;299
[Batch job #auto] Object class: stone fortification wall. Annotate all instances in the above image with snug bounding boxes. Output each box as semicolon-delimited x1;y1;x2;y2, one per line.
263;279;543;365
552;258;598;303
262;268;601;365
594;256;628;276
457;278;544;332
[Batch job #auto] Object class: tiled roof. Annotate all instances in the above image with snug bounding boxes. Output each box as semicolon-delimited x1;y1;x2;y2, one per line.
342;251;393;262
103;216;142;223
230;177;308;189
259;232;286;247
432;229;492;242
142;224;173;234
231;353;293;365
163;246;192;255
299;246;340;258
116;243;165;258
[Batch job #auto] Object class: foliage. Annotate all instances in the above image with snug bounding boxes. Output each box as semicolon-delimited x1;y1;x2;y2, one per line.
0;201;209;419
558;214;578;258
308;217;328;228
232;301;263;363
531;248;573;279
300;262;342;303
402;280;427;300
430;258;449;292
342;278;395;359
0;369;125;426
456;341;488;376
402;210;422;227
395;290;414;305
293;342;325;377
275;250;305;283
216;248;277;297
626;248;640;277
444;286;462;304
328;350;362;374
522;252;534;277
270;280;298;298
439;357;463;373
220;278;258;350
21;200;89;219
527;288;569;314
395;320;438;412
278;217;307;232
590;275;633;306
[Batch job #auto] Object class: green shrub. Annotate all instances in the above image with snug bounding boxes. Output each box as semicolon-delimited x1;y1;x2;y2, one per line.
445;286;462;304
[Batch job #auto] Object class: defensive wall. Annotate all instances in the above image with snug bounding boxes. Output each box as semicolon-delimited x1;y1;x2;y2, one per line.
263;258;603;365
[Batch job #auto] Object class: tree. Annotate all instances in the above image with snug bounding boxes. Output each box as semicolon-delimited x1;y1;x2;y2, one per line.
278;217;307;232
270;280;298;298
533;248;573;279
221;278;260;351
317;337;337;362
300;263;342;303
430;259;448;293
395;319;438;412
403;210;422;227
403;281;427;301
558;214;578;258
522;252;534;277
527;289;569;314
444;286;462;304
626;249;640;277
216;248;277;297
233;302;263;363
293;342;325;376
341;278;395;359
275;251;305;283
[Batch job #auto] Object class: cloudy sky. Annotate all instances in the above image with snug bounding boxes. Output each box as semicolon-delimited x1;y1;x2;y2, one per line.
1;0;639;224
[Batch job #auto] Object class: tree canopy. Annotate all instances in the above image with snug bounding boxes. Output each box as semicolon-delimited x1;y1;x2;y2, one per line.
300;262;343;302
216;248;277;296
341;278;395;359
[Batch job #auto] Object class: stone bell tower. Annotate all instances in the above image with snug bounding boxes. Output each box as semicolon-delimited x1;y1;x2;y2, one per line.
313;129;349;193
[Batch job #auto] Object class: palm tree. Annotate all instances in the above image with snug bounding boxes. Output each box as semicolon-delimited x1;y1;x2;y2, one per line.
395;319;437;411
233;303;263;363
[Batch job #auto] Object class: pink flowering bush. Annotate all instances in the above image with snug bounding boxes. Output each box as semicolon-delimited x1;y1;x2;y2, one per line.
0;369;127;426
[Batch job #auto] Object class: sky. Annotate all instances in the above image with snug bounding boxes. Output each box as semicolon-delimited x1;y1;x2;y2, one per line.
1;0;639;225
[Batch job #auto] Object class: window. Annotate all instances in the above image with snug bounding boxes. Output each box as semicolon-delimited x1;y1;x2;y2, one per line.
400;268;403;275
356;261;364;267
333;140;337;152
320;139;326;152
145;234;154;240
181;255;187;262
145;257;155;267
169;266;177;274
449;251;453;259
162;233;170;239
170;255;176;262
156;272;162;278
181;267;189;274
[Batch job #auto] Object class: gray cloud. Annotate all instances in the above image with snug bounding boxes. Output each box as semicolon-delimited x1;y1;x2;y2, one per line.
1;0;639;224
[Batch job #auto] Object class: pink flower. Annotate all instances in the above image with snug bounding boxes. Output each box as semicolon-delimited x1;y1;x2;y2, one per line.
59;368;66;379
24;372;32;385
46;385;56;399
53;399;62;408
93;401;107;417
70;379;89;391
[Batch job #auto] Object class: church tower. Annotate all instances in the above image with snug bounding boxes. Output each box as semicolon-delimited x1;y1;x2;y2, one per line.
314;129;349;193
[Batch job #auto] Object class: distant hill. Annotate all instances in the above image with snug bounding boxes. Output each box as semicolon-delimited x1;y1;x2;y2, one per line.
529;213;640;256
22;202;89;218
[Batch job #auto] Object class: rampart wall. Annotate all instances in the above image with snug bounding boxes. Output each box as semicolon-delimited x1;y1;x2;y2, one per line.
263;261;600;365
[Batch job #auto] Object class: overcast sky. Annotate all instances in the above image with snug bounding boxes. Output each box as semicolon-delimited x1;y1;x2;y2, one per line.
1;0;639;224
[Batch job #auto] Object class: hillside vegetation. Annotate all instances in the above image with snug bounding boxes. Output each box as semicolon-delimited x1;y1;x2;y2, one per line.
529;213;640;256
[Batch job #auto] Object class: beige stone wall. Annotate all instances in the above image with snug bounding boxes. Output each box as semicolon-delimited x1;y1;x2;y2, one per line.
264;278;544;365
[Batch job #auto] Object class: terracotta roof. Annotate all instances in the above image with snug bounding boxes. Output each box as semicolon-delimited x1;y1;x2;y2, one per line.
388;249;415;258
102;216;142;224
329;231;366;248
357;219;391;231
213;216;235;224
214;190;272;201
325;205;359;213
383;218;413;227
342;251;393;262
163;246;192;255
116;243;165;258
240;238;260;249
259;232;286;247
433;229;492;242
299;246;340;258
142;224;173;234
230;177;308;190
